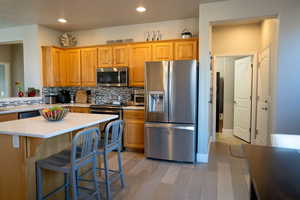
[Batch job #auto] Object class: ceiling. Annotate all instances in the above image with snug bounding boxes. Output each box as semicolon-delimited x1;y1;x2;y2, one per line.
0;0;218;31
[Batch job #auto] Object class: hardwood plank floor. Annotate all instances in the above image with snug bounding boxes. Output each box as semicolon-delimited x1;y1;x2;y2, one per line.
100;139;249;200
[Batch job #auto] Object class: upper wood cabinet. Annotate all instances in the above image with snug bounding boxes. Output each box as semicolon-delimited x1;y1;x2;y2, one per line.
152;42;173;61
42;47;64;87
174;40;198;60
129;44;152;87
98;45;129;67
98;46;113;67
64;49;81;87
113;45;129;66
81;48;97;87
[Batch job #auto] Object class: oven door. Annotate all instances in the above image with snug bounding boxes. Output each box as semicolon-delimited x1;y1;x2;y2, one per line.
97;67;128;86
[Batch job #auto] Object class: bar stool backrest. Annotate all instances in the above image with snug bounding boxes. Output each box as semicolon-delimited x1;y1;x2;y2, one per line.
71;128;100;167
104;120;124;149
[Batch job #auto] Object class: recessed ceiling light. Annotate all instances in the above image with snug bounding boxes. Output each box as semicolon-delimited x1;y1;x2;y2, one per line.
58;18;67;23
136;6;146;13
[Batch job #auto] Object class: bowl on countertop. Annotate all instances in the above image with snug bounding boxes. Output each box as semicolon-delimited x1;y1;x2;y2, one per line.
40;106;69;121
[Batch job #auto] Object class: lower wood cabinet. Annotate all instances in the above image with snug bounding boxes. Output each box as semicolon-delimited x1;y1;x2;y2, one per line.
123;109;144;149
0;113;18;122
69;107;91;113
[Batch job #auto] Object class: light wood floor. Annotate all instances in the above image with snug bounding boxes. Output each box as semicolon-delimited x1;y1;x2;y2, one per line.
104;138;250;200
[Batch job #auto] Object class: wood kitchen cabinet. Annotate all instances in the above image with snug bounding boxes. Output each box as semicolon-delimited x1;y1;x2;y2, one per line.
64;49;81;86
123;110;145;149
174;40;198;60
113;45;129;66
129;44;152;87
42;38;198;88
98;46;113;67
152;42;173;61
0;113;18;122
81;48;97;87
42;47;64;87
69;107;91;113
98;45;129;67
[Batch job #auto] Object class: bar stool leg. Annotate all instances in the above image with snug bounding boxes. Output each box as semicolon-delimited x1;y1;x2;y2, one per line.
117;147;125;188
92;157;101;200
71;169;79;200
36;165;43;200
103;152;111;200
64;173;70;200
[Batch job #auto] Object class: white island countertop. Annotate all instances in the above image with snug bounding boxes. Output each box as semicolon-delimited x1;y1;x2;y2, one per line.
0;113;118;138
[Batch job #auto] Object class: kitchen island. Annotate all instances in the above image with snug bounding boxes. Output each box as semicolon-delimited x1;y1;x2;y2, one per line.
0;112;118;200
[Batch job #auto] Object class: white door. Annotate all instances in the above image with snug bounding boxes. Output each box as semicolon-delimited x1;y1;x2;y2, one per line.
255;48;270;145
233;56;252;142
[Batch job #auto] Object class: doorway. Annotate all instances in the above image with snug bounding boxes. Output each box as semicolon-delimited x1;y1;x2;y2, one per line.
215;55;254;143
0;63;11;97
211;18;277;145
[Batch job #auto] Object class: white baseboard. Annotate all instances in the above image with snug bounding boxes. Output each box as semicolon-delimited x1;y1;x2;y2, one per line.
196;153;209;163
222;129;233;136
196;135;213;163
271;134;300;149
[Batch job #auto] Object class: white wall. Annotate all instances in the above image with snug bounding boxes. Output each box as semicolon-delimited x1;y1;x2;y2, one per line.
0;45;12;63
212;23;262;55
74;18;199;46
0;25;40;90
0;25;62;92
198;0;300;162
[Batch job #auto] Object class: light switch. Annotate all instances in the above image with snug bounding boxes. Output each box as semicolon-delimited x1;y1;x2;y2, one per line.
12;135;20;148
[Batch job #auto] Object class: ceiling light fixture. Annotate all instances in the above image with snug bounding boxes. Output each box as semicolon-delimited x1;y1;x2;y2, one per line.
58;18;67;23
136;6;146;13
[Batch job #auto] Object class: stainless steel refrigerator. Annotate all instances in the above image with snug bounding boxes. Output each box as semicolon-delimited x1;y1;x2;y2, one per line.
144;60;198;162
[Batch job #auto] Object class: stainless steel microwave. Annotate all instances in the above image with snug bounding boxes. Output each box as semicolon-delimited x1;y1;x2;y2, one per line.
97;67;128;87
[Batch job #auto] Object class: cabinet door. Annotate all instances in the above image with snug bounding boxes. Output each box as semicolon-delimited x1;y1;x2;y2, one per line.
174;40;198;60
129;44;152;87
98;46;113;67
123;110;145;149
113;45;129;66
124;120;145;149
81;48;97;87
42;47;64;87
152;42;173;61
64;49;81;86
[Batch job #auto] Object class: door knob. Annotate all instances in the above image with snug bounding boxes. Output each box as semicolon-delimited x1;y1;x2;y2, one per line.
262;107;268;111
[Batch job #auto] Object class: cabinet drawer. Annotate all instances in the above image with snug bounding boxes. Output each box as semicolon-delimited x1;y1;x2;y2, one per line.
70;107;90;113
0;113;18;122
123;110;144;120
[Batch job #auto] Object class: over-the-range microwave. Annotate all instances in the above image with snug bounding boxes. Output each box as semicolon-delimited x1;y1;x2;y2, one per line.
97;67;128;87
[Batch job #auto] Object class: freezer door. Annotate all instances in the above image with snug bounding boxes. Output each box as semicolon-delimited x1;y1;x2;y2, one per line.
144;123;196;162
169;60;197;123
145;61;169;122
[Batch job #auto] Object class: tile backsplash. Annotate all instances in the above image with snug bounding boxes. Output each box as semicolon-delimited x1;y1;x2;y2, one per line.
0;97;43;107
43;87;144;105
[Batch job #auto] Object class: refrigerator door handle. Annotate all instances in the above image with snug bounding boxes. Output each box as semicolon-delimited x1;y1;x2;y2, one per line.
145;123;195;131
